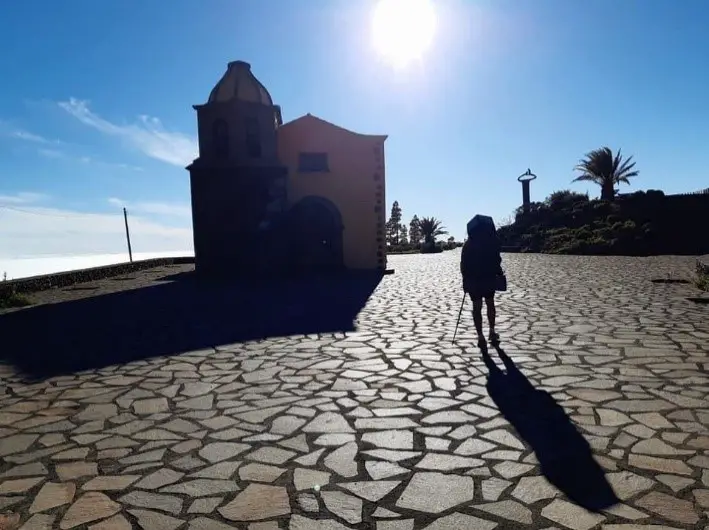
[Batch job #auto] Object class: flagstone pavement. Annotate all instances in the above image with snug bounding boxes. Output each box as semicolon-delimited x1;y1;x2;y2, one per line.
1;252;708;530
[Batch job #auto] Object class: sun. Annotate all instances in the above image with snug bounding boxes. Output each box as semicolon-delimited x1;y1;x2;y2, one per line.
371;0;437;69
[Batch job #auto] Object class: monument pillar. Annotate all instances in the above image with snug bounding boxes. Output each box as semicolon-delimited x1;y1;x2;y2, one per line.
517;169;537;213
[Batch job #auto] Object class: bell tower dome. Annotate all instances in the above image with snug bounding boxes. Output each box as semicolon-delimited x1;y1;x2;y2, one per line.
191;61;283;166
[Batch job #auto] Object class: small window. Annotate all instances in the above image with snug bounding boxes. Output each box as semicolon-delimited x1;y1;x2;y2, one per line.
298;152;329;172
245;117;261;158
212;119;229;158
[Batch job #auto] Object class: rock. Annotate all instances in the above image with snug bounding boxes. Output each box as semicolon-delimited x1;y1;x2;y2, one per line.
30;482;75;514
118;491;182;515
161;479;239;496
56;462;97;481
396;472;475;513
59;492;121;529
303;413;354;433
219;484;290;521
239;464;286;483
628;454;692;475
422;512;497;530
198;442;249;463
473;500;533;524
541;499;605;530
362;430;413;450
324;442;358;478
340;480;400;501
187;497;224;514
322;491;362;525
246;447;296;465
289;515;351;529
482;478;513;501
511;476;560;504
128;509;184;530
134;469;184;490
606;471;655;501
0;477;44;494
294;468;331;491
88;514;132;530
635;492;698;525
82;475;140;491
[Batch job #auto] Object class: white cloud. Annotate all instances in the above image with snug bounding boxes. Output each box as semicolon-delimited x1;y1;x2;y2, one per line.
0;192;48;205
11;130;56;144
58;98;198;167
0;121;61;145
107;197;191;218
36;147;143;171
0;192;193;260
37;148;66;159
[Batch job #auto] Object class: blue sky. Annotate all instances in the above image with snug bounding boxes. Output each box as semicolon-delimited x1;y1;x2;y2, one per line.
1;0;708;258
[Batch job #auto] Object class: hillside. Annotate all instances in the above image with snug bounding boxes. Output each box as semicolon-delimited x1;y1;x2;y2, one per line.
497;190;709;256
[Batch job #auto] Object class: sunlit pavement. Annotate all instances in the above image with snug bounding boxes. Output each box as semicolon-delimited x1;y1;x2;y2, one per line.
1;251;708;529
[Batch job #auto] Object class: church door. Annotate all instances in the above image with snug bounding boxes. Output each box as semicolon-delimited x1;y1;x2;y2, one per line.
288;197;344;273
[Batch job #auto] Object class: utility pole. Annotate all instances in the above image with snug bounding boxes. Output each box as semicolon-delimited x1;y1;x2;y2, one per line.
123;208;133;263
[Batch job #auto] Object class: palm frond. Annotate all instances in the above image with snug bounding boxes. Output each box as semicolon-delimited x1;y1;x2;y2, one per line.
571;146;639;199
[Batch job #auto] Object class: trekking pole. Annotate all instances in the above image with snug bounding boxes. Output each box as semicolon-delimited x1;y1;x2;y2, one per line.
452;292;466;343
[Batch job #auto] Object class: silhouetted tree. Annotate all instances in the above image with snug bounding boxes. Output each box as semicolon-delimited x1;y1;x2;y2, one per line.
573;147;638;201
409;215;422;245
419;217;448;244
386;201;402;245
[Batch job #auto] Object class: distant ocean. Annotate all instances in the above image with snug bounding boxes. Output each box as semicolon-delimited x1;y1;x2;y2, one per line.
0;251;194;281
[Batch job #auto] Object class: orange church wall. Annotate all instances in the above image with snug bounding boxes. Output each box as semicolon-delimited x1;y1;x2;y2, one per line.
277;115;387;271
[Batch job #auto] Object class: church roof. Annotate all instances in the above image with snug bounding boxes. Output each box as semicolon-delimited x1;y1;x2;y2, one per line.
280;113;387;139
207;61;273;106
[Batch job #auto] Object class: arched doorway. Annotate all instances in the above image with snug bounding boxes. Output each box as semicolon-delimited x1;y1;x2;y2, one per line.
288;196;344;273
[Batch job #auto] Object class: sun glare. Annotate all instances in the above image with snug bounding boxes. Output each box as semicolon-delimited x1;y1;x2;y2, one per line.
371;0;437;69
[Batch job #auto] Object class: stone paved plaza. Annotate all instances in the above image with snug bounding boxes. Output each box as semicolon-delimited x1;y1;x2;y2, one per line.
1;252;708;529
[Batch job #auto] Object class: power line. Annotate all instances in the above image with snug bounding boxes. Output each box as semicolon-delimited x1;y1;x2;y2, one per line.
0;205;112;219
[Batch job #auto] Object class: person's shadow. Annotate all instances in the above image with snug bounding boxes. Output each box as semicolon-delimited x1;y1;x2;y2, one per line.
481;345;619;512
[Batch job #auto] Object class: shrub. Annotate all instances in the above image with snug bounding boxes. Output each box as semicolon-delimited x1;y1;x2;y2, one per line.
697;260;709;292
0;281;31;309
420;241;443;254
545;190;589;209
388;243;420;254
497;188;709;256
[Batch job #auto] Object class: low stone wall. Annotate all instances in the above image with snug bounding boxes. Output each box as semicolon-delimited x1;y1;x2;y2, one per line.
4;257;195;294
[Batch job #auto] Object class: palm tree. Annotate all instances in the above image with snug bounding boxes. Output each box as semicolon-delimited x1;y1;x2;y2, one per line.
572;147;639;201
418;217;448;244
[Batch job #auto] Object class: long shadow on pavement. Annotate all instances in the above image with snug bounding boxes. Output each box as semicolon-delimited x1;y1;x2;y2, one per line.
0;270;381;380
482;344;619;512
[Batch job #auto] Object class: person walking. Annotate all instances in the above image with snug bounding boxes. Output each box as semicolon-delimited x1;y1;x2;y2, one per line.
460;215;505;350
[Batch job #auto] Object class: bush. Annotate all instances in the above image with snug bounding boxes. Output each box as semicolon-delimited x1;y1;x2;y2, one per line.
545;190;589;208
697;260;709;292
497;188;709;256
388;243;420;254
0;281;31;309
420;241;443;254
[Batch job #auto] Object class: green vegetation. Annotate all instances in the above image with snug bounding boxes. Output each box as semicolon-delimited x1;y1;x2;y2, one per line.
0;276;31;309
386;202;460;254
697;260;709;292
498;188;709;255
499;146;709;256
418;217;448;253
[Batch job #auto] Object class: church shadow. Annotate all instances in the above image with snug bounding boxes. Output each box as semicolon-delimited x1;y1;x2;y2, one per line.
0;271;382;380
482;345;619;512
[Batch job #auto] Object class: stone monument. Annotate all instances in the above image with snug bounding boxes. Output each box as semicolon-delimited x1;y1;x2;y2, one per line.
518;168;538;214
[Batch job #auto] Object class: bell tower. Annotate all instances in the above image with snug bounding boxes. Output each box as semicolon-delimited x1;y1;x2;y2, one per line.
187;61;288;275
